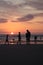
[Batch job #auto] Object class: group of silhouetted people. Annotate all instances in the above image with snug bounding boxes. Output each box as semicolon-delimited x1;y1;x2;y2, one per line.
17;30;31;44
5;30;38;44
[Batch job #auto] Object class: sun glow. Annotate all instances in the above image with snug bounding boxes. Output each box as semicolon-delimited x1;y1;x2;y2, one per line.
11;32;14;35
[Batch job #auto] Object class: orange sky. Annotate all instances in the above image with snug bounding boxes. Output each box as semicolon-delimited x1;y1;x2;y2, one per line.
0;16;43;34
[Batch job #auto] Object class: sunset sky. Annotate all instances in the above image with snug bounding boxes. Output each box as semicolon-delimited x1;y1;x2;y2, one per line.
0;0;43;34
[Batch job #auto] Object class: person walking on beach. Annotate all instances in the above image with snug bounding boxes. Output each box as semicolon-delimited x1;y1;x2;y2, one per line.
17;32;21;44
26;30;31;44
5;34;9;44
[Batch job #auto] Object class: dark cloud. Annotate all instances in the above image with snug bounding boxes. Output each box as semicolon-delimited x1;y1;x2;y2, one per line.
17;0;43;10
0;0;43;14
0;0;18;10
0;0;43;18
11;13;43;22
0;0;22;17
25;0;43;10
1;0;43;11
30;2;43;10
0;18;7;23
0;0;43;23
17;14;34;22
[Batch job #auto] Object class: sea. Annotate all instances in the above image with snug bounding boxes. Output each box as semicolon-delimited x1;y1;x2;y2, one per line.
0;34;43;44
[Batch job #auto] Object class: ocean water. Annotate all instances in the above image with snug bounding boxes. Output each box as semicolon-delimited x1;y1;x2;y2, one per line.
0;34;43;44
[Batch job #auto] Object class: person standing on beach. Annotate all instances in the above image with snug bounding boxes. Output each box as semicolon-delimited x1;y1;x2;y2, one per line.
34;36;37;44
18;32;21;44
5;34;9;44
26;30;31;44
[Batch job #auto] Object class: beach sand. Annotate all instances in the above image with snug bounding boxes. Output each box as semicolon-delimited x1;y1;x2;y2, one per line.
0;44;43;64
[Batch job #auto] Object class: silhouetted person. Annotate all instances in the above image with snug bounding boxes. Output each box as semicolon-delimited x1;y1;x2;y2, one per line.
12;39;15;43
34;36;37;44
26;30;31;44
5;34;9;44
18;32;21;44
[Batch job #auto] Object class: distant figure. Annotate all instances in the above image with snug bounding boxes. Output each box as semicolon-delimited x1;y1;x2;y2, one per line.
5;34;9;44
34;36;37;44
26;30;31;44
12;39;15;43
18;32;21;44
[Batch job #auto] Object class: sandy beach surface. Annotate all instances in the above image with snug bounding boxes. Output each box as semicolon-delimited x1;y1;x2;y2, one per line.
0;44;43;64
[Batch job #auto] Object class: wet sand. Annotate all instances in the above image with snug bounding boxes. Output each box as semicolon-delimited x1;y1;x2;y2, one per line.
0;44;43;64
